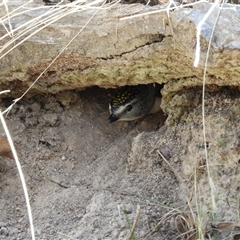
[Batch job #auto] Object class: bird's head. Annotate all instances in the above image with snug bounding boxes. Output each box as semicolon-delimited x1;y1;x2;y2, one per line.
108;85;155;123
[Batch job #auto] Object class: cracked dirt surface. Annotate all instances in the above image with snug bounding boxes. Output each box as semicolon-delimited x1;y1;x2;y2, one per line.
2;2;240;99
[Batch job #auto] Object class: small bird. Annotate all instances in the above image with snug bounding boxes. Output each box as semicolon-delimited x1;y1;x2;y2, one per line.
108;83;162;123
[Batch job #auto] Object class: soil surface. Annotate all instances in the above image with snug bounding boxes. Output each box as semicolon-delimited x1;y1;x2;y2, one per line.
0;87;181;240
1;86;240;240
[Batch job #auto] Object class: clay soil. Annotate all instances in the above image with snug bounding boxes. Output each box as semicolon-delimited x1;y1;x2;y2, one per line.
0;87;183;240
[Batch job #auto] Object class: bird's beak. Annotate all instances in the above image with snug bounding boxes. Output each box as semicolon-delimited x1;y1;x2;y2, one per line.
108;114;119;123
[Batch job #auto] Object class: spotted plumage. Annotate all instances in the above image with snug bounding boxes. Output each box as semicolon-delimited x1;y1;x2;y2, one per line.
111;86;144;106
108;84;162;123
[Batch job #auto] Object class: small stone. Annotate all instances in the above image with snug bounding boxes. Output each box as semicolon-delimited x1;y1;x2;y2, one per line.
0;227;8;235
42;113;59;127
0;222;7;227
8;227;18;236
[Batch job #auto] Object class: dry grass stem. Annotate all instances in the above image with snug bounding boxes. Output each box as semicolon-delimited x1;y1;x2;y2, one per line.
127;204;141;240
0;110;35;240
120;0;207;20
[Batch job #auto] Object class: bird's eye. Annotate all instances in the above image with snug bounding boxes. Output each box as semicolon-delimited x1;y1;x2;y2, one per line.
126;105;133;111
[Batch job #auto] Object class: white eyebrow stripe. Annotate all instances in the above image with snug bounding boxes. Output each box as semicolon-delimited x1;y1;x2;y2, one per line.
109;98;137;117
113;105;126;116
109;103;112;113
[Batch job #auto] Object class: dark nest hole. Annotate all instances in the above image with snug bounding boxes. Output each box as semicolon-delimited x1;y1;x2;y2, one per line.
1;84;240;129
0;84;166;132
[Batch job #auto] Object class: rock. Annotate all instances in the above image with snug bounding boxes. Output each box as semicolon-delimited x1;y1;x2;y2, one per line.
41;113;59;127
0;2;239;110
0;227;8;236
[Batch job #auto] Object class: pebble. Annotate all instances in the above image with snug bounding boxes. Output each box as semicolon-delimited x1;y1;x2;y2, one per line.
0;227;8;235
